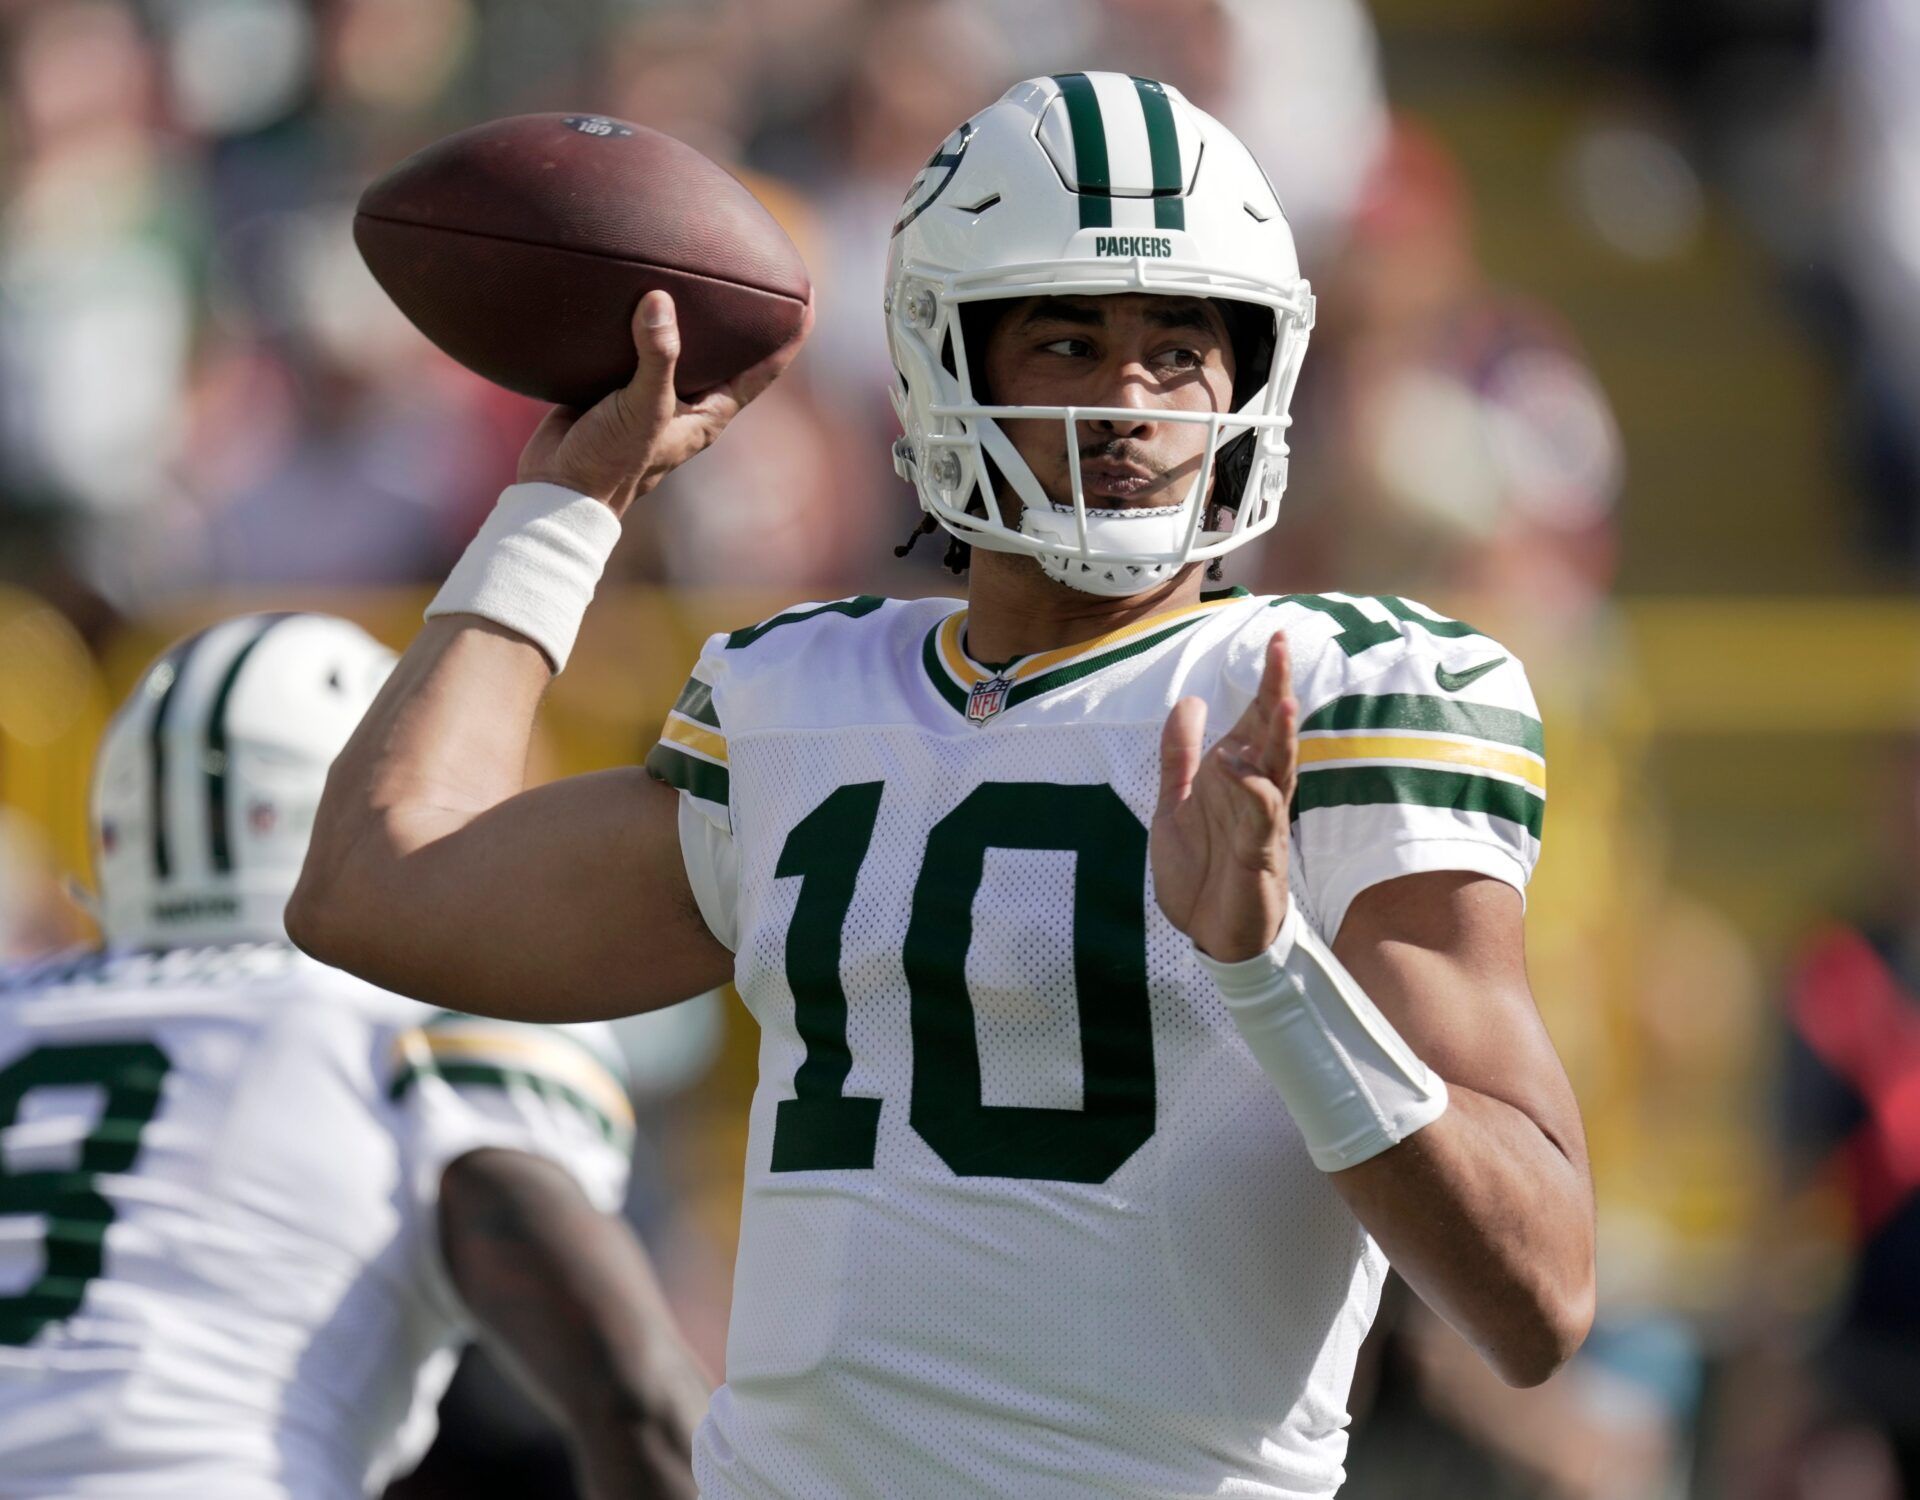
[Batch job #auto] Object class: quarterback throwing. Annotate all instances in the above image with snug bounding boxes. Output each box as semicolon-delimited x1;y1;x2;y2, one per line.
295;73;1594;1499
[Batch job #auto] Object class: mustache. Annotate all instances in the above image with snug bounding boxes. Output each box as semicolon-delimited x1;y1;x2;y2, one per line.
1076;437;1162;469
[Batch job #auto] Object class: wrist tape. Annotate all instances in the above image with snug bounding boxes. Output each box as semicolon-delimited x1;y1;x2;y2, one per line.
425;483;624;673
1197;904;1449;1172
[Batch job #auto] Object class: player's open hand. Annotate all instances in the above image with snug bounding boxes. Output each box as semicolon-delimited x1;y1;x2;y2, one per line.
517;289;813;516
1151;633;1297;962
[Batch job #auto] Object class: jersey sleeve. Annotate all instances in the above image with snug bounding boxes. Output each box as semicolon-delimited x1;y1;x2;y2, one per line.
1248;594;1546;940
387;1012;636;1324
645;633;739;950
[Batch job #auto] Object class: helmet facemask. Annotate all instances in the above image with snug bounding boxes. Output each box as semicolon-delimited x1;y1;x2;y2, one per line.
890;265;1313;597
888;74;1316;597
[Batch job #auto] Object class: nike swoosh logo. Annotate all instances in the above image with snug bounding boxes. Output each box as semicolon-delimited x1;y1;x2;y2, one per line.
1435;656;1507;692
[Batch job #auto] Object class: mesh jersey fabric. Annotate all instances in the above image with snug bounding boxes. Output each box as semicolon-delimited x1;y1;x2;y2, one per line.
647;590;1545;1499
0;943;632;1500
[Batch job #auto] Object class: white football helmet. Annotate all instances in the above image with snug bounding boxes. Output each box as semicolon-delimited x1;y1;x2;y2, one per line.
89;613;395;950
886;72;1315;597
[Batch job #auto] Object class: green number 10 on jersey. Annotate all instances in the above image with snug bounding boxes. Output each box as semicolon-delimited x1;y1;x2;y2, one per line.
770;780;1156;1186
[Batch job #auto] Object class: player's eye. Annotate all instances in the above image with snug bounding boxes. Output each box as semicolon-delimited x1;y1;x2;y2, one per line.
1040;337;1093;358
1155;346;1204;372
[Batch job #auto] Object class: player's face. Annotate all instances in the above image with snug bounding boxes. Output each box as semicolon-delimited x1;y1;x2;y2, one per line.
980;293;1236;515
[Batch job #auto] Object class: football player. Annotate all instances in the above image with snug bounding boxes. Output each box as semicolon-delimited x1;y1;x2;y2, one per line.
0;613;706;1500
295;75;1596;1498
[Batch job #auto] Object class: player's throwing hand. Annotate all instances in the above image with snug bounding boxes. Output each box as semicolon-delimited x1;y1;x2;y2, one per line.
1152;632;1298;962
517;289;813;516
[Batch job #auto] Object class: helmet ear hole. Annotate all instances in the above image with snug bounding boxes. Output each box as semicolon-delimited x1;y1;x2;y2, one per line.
957;300;1013;404
1218;299;1276;413
1212;431;1255;518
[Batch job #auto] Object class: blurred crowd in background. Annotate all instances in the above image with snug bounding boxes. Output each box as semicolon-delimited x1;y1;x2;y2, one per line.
4;0;1920;1497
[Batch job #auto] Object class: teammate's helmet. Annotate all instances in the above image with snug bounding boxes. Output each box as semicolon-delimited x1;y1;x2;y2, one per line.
89;614;395;950
886;73;1315;597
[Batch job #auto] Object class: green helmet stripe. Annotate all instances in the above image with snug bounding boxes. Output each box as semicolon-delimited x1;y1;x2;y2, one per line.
204;614;295;875
1051;73;1112;228
144;628;212;881
1130;77;1186;231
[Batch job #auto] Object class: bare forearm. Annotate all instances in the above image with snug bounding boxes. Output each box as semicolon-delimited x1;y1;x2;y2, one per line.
292;616;548;956
441;1151;710;1499
1329;1087;1595;1386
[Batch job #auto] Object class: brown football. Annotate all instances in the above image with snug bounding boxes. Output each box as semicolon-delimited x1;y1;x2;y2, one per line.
354;113;811;407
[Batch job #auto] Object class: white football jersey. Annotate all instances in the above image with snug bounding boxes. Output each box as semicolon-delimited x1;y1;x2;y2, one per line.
646;588;1544;1500
0;943;633;1500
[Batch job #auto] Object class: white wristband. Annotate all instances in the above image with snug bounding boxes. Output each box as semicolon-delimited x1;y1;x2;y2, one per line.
1198;904;1449;1172
425;482;624;673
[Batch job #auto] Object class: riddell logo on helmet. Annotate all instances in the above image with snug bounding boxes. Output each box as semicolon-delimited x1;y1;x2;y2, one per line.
1094;235;1173;258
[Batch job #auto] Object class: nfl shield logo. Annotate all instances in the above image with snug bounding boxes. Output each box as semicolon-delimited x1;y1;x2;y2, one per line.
966;675;1013;725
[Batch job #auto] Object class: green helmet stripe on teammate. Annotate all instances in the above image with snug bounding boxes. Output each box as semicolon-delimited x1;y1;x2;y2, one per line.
91;614;396;950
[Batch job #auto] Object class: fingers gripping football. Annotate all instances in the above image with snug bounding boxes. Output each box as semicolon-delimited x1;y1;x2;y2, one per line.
1151;633;1298;963
518;290;813;516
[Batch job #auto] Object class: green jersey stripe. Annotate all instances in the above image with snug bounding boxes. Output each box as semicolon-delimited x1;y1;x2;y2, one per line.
1005;617;1204;708
920;627;971;714
1293;765;1544;840
670;675;722;729
1299;693;1544;756
726;596;885;651
389;1060;632;1146
421;1013;631;1084
645;741;730;805
1131;77;1186;231
1052;73;1113;229
920;609;1216;718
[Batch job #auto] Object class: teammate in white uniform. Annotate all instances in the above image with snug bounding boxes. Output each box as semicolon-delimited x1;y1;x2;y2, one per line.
0;614;705;1500
295;75;1596;1499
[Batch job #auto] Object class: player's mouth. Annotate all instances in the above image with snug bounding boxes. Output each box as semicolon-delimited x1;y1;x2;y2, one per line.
1079;460;1165;505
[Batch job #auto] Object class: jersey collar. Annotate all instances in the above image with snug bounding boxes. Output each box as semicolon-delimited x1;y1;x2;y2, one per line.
920;592;1242;721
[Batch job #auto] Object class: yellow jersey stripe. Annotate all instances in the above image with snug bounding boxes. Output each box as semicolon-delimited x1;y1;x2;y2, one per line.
661;714;729;765
934;595;1240;691
1295;734;1547;793
937;612;985;688
408;1029;636;1126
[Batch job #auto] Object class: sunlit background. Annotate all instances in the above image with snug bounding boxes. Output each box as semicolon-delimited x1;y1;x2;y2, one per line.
3;0;1918;1496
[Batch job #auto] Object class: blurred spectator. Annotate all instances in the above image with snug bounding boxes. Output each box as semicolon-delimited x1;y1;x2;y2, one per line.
1290;114;1771;1500
169;204;523;590
1722;736;1920;1500
1827;0;1920;566
1270;118;1623;643
0;0;203;605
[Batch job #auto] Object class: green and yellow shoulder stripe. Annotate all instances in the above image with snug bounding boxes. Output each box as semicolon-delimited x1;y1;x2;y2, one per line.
644;597;891;822
646;669;730;815
1274;594;1546;843
1293;689;1545;839
389;1013;635;1148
